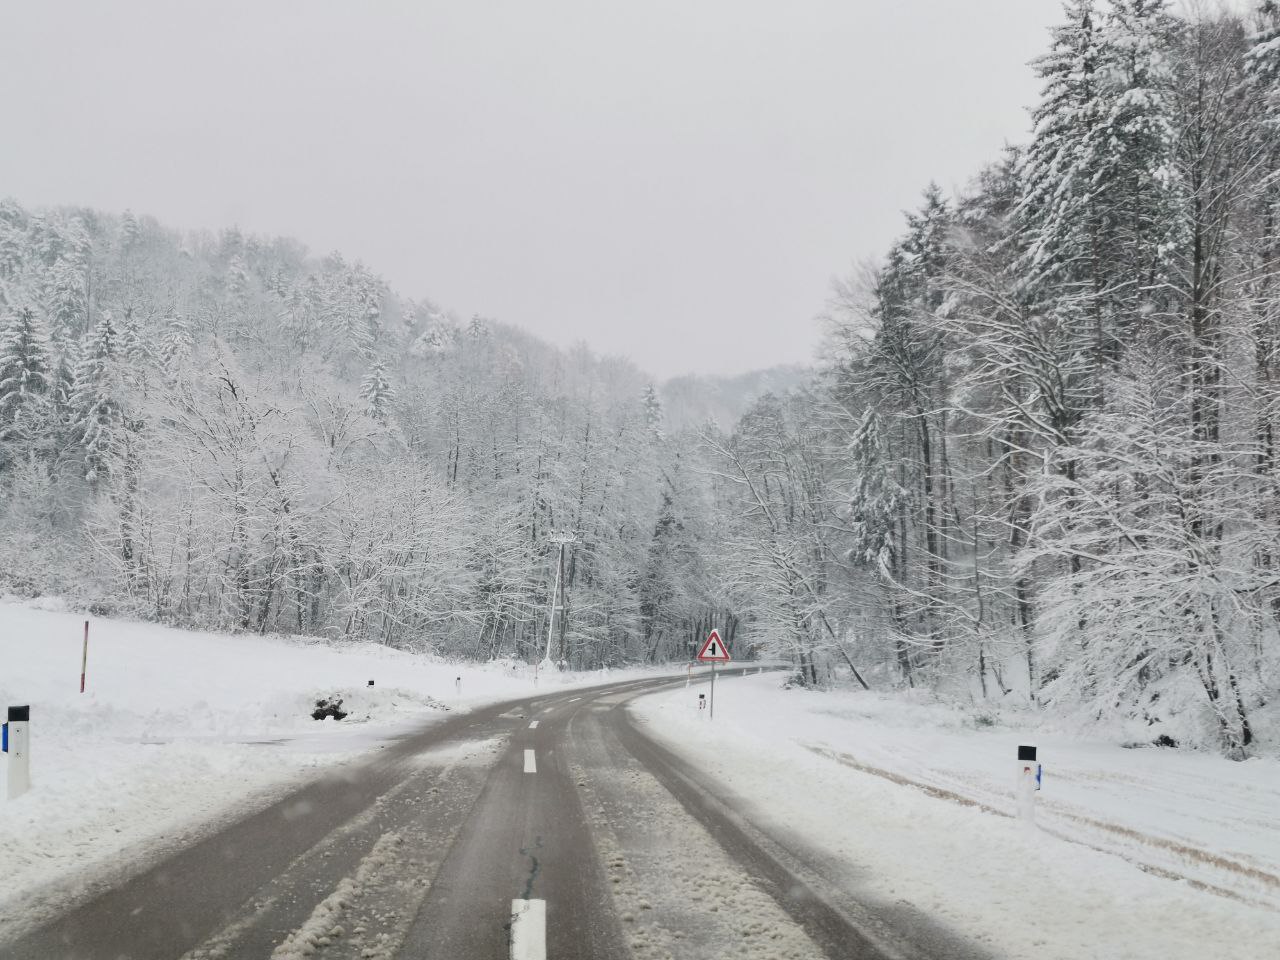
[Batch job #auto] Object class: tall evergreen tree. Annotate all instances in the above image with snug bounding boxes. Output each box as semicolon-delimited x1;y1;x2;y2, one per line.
0;307;52;453
71;311;124;481
360;358;395;424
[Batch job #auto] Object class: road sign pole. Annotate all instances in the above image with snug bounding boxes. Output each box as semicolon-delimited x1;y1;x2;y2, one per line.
540;532;576;674
696;628;730;718
80;620;89;693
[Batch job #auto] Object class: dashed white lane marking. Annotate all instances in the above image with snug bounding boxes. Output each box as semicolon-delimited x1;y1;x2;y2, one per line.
510;898;546;960
567;697;581;702
524;749;537;773
528;720;539;729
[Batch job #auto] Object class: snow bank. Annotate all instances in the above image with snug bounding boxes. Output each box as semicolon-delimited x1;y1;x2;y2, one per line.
0;600;657;921
634;675;1280;960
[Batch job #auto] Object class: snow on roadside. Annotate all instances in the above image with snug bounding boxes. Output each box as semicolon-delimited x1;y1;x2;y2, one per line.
633;674;1280;960
0;599;656;920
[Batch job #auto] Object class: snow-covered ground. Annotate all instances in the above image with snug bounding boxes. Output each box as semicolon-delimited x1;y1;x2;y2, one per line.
635;674;1280;960
0;599;655;917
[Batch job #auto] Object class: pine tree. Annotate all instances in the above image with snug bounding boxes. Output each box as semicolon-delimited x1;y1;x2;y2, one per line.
49;337;78;429
1015;0;1103;289
0;200;25;281
1249;2;1280;124
118;309;154;371
352;263;382;347
1015;0;1184;398
43;256;88;343
641;384;664;438
225;253;251;311
159;315;193;372
0;307;52;450
71;311;124;481
360;358;395;423
118;210;141;251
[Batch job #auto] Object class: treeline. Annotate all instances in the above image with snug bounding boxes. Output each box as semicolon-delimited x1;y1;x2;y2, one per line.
0;202;732;666
712;1;1280;756
4;0;1278;757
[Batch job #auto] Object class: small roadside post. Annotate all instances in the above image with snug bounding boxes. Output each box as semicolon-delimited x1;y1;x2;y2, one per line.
696;629;732;720
1016;745;1041;825
80;620;89;693
3;705;31;799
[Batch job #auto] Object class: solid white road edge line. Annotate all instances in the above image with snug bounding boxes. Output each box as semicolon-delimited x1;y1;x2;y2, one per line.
529;720;539;729
524;748;537;773
510;898;547;960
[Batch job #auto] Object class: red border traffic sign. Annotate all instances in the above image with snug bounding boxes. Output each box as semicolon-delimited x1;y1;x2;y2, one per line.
697;629;731;662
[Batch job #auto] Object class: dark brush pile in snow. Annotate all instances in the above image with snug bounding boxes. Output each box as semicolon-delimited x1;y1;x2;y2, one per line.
311;696;348;721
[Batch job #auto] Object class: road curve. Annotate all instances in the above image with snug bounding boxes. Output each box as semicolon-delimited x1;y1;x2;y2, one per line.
0;668;982;960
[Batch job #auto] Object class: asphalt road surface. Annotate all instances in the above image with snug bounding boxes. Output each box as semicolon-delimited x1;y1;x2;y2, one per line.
1;670;987;960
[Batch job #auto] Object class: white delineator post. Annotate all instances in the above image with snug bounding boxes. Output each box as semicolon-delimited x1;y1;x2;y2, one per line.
1016;744;1038;825
80;620;89;693
6;705;31;800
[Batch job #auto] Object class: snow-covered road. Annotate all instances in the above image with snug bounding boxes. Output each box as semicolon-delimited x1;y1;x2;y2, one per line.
0;600;660;928
5;601;1278;959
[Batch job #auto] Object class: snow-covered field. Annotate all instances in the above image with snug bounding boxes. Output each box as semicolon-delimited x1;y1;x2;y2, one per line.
0;599;653;917
635;674;1280;960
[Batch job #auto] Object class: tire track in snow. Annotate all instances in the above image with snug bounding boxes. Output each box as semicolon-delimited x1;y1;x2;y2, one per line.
804;744;1279;909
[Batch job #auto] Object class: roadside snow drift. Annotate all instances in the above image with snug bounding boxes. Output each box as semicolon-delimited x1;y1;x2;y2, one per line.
635;673;1280;960
0;599;647;923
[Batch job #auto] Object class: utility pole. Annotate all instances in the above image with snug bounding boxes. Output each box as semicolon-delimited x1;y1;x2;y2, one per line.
540;531;576;674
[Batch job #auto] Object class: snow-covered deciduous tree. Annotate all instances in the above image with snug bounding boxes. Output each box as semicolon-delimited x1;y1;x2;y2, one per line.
1023;348;1264;758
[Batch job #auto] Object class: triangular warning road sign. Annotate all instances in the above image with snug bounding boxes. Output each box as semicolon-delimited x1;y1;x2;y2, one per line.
697;629;731;662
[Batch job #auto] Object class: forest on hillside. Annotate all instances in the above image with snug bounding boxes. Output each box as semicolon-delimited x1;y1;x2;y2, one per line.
2;1;1278;755
0;199;750;668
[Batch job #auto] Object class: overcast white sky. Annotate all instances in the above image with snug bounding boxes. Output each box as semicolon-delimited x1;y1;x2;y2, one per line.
0;1;1066;378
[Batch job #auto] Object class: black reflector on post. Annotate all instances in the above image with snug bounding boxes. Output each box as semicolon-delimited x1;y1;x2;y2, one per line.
1018;745;1036;761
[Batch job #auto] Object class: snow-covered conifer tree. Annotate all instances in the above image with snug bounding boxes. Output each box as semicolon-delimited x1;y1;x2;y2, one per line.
0;307;52;452
118;209;141;251
71;311;124;481
360;358;395;424
1015;0;1183;399
159;315;193;373
43;257;88;343
641;384;663;438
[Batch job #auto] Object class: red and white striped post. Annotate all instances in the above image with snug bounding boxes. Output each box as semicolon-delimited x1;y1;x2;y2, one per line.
80;620;89;693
